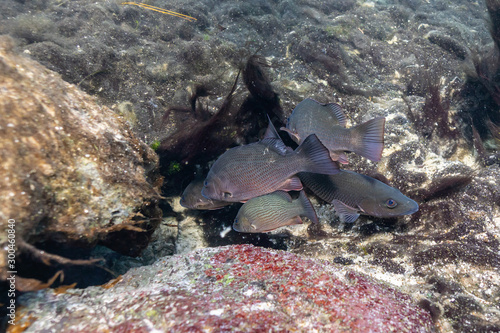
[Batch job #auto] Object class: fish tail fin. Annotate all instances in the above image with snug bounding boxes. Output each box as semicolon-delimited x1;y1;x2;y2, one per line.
352;117;385;162
295;134;340;175
298;190;318;223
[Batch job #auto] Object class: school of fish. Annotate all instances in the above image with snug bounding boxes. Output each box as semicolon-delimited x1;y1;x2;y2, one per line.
180;98;419;233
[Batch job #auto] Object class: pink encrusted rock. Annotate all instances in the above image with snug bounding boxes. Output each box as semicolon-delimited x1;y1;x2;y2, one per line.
17;245;435;332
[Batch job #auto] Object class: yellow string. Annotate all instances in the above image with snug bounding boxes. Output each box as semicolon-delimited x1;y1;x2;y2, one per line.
121;2;197;22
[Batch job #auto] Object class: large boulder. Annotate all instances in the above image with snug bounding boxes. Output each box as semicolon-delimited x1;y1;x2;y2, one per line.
16;244;435;332
0;35;162;282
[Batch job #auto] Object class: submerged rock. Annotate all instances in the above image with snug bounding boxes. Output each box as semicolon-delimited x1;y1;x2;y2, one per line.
17;244;435;332
0;35;162;281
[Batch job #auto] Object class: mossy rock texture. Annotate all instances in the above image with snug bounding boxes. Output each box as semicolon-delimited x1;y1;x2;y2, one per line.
0;36;162;281
16;245;435;332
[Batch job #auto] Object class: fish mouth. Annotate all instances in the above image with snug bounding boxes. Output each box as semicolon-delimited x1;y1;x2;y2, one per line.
404;199;419;215
394;198;419;216
232;221;247;233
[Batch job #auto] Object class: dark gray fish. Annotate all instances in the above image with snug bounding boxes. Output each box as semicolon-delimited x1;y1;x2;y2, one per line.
281;98;385;163
180;179;231;210
299;170;419;222
233;191;318;233
201;121;339;202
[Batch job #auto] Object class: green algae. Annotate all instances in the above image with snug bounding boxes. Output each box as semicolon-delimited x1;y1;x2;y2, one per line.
166;161;181;175
149;140;161;151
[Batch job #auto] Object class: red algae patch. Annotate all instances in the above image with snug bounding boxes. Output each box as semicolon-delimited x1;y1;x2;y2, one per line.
204;245;434;332
16;245;435;332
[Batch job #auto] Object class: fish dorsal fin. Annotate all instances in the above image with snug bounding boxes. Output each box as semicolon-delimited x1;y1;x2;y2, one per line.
325;102;347;127
261;138;290;155
261;116;291;155
263;115;280;140
273;190;293;202
331;199;360;223
277;176;303;192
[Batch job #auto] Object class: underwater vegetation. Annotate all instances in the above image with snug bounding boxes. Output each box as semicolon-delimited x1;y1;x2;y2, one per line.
157;55;283;194
404;71;459;141
459;0;500;164
157;71;240;170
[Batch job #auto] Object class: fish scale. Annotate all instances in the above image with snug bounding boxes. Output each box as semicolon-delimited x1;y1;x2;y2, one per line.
283;98;385;163
233;191;317;233
202;132;339;202
217;144;298;191
299;171;374;207
298;171;419;221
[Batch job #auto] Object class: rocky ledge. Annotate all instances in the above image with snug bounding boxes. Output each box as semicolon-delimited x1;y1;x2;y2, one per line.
16;244;434;332
0;35;162;283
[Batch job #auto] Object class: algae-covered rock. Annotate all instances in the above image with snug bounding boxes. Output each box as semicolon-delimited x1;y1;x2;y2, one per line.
16;244;435;332
0;35;162;281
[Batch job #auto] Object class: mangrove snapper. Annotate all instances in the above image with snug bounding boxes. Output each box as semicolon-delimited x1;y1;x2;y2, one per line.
299;170;418;222
202;125;339;202
233;191;318;233
282;98;385;163
180;179;231;210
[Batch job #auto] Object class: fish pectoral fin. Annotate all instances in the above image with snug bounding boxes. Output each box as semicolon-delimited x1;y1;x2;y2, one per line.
331;200;360;223
330;151;349;164
280;127;301;142
277;176;303;192
284;216;303;226
325;102;348;127
272;190;293;202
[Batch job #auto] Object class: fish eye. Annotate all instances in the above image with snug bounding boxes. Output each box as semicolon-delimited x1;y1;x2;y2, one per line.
386;199;397;208
223;192;232;199
203;181;208;187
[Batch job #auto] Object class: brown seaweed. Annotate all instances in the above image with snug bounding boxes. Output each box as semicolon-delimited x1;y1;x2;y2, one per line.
458;0;500;155
403;73;458;140
410;174;473;202
243;54;278;104
157;54;285;191
157;71;241;169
